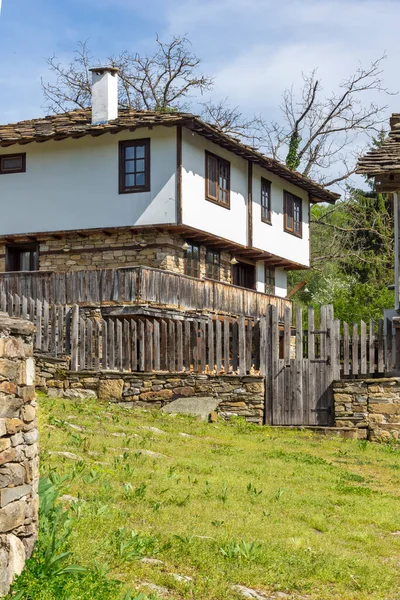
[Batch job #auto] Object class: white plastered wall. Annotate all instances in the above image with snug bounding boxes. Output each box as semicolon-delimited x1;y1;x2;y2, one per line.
0;128;177;235
252;164;310;268
181;128;247;246
255;262;287;298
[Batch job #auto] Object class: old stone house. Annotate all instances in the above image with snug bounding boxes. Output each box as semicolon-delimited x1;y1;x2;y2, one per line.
0;67;338;313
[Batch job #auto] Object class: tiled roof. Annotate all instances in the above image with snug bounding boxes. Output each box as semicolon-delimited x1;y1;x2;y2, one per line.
0;108;339;204
357;114;400;176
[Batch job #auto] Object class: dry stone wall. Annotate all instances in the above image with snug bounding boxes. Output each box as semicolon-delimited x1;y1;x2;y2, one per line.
0;313;38;597
334;378;400;441
0;228;233;283
35;355;265;423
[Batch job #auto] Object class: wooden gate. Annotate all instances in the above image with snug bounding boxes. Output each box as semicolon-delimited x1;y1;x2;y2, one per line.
262;305;340;426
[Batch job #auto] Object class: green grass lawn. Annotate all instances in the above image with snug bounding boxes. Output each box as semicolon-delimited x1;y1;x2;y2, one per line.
25;396;400;599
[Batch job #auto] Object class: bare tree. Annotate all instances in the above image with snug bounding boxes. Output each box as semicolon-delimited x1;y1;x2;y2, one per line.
42;36;213;114
250;57;391;186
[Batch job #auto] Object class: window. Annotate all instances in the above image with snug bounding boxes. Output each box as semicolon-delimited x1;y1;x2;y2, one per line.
0;153;26;175
184;242;200;278
119;139;150;194
205;249;220;281
284;191;302;237
261;178;271;223
205;152;230;208
265;266;275;295
6;244;39;272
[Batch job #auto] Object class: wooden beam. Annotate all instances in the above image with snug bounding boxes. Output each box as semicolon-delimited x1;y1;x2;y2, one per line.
248;161;253;248
176;126;183;225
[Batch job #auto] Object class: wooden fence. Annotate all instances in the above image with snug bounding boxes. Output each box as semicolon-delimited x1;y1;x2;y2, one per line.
2;292;396;426
0;266;291;320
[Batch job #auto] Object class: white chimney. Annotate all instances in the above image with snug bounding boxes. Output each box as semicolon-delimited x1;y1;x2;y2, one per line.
89;66;119;125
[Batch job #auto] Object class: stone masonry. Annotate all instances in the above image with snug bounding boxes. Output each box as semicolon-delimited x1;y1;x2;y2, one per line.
35;355;265;424
0;228;233;284
0;313;38;597
334;378;400;441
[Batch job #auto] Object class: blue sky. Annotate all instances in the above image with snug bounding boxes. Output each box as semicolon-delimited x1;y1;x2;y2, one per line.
1;0;400;130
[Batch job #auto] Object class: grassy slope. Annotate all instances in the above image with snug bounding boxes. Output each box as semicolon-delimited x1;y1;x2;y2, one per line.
38;396;400;600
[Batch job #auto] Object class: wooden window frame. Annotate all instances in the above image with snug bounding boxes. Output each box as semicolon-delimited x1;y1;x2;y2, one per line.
205;248;220;281
265;266;275;295
119;139;150;194
6;243;39;272
261;177;272;224
0;153;26;175
184;241;201;278
283;191;302;238
205;151;231;209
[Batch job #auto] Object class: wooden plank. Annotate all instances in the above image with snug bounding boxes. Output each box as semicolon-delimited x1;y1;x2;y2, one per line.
169;320;176;372
50;304;57;353
70;305;79;372
79;318;86;371
246;319;253;373
215;319;222;373
352;323;359;377
131;320;137;372
145;319;153;372
378;319;384;373
308;306;315;361
13;294;20;318
360;320;367;375
284;305;291;366
65;306;71;355
153;320;160;371
86;319;93;371
21;296;28;320
93;320;100;372
386;318;393;372
57;305;64;355
35;300;42;351
333;319;341;381
200;320;206;373
207;319;214;373
271;305;279;425
43;300;49;353
223;318;230;373
101;319;108;370
302;358;311;425
191;320;198;373
295;306;303;425
253;320;260;372
117;319;123;371
231;320;238;373
176;321;183;372
369;320;375;375
160;320;168;371
343;322;350;376
183;320;191;372
238;316;246;376
108;319;115;371
138;320;145;372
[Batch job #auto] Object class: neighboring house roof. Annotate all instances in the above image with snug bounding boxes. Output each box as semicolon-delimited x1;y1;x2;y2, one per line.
357;114;400;176
0;108;339;204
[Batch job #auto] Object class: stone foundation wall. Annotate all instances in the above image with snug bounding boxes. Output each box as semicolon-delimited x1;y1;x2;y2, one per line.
35;355;265;424
334;378;400;441
0;313;38;596
0;228;233;284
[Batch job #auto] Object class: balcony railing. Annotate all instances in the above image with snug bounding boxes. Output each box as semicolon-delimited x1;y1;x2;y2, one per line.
0;266;292;320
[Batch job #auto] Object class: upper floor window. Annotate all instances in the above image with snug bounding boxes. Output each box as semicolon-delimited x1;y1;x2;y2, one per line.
0;153;26;175
265;266;275;295
184;242;200;278
205;152;230;208
284;191;302;237
119;139;150;194
206;248;220;281
261;178;271;223
6;244;39;272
